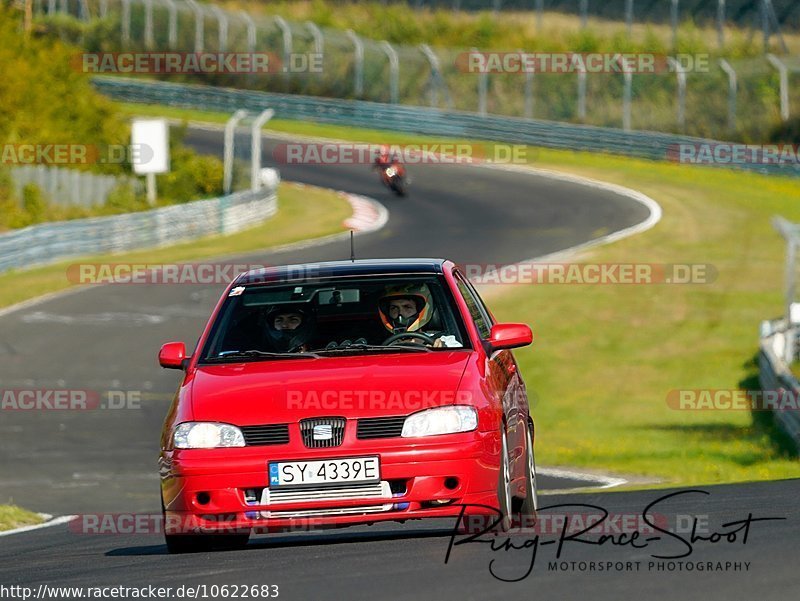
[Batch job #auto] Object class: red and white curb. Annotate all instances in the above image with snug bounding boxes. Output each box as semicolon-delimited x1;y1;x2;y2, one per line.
342;192;389;233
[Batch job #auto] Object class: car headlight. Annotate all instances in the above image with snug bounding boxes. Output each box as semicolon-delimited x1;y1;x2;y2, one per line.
173;422;245;449
401;406;478;438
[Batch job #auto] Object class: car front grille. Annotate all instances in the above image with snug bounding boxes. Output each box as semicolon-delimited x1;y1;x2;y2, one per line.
356;416;406;439
259;481;393;518
300;417;346;448
240;424;290;446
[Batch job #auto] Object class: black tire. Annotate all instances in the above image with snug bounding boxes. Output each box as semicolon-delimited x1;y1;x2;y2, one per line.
519;424;539;522
495;429;513;532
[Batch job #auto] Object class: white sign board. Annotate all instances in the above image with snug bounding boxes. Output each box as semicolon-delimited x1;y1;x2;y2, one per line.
131;119;170;175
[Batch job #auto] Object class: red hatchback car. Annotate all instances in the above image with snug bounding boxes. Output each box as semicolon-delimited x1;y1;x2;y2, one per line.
158;259;537;552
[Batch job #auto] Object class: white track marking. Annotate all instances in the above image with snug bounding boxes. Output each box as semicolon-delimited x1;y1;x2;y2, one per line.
0;515;76;537
537;466;628;494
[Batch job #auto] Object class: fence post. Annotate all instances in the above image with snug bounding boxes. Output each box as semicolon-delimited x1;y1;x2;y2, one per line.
719;58;737;131
305;21;324;57
619;57;633;131
210;5;228;53
144;0;154;49
766;54;790;121
274;16;293;80
346;29;364;98
670;0;679;51
251;109;275;192
625;0;634;36
224;110;249;195
161;0;178;50
100;0;107;18
419;43;442;107
473;47;488;117
521;48;534;118
240;11;257;53
121;0;130;44
536;0;543;33
186;0;205;53
667;57;687;132
577;59;587;121
717;0;725;49
380;41;399;105
580;0;588;29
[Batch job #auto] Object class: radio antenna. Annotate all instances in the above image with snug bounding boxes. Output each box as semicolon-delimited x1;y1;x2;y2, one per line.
350;230;356;262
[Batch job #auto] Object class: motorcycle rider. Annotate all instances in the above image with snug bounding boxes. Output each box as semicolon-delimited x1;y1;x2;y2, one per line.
373;144;406;189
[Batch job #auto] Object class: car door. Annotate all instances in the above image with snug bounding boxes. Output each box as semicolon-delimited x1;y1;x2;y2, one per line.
453;271;527;478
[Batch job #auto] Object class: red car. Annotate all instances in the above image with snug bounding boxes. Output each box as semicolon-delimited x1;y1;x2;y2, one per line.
158;259;537;552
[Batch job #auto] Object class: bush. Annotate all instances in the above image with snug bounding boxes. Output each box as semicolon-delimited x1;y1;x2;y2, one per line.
769;117;800;144
21;184;47;224
104;182;149;213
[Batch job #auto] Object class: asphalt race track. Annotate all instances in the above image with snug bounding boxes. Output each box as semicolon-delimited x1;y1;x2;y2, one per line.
1;127;797;600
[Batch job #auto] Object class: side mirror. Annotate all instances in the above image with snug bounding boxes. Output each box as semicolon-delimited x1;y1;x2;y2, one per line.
488;323;533;352
159;342;188;370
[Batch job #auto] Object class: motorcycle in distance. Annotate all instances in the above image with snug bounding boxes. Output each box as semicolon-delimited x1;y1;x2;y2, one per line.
373;151;408;197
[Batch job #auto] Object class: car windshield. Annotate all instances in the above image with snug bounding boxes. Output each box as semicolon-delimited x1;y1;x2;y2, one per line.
199;275;471;362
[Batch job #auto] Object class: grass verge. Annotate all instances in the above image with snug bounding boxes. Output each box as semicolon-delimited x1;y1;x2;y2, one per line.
0;505;44;532
0;181;351;310
123;102;800;488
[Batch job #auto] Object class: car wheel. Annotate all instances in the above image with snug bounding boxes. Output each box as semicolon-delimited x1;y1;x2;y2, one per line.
495;428;513;532
519;424;539;522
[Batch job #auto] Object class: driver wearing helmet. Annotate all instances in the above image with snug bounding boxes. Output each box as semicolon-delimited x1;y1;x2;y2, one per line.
264;304;315;352
378;284;450;348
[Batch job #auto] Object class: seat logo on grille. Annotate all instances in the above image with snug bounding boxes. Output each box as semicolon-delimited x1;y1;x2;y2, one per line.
312;424;333;440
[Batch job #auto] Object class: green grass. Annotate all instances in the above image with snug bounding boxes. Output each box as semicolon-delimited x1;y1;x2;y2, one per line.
482;153;800;487
0;181;351;310
0;505;44;532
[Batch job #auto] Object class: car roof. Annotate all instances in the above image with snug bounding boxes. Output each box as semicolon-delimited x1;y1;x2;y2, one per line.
235;258;449;285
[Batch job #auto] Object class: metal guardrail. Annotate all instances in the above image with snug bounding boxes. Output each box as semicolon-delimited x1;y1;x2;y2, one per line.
759;323;800;452
93;77;800;177
0;185;278;274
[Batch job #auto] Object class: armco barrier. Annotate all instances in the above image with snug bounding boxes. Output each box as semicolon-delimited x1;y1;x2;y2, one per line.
93;77;800;178
0;187;277;274
759;323;800;452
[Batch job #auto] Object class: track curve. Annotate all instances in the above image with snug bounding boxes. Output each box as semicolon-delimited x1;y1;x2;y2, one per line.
1;127;795;600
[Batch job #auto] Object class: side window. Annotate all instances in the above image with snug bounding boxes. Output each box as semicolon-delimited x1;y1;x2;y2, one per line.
455;274;491;339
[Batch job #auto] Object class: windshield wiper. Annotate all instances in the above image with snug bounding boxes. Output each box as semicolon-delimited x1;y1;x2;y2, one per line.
204;349;320;362
315;343;431;355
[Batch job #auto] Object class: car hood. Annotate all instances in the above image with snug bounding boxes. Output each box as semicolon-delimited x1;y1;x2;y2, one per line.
189;352;471;424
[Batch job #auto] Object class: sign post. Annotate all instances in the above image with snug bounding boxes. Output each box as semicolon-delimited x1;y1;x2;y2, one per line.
131;119;170;205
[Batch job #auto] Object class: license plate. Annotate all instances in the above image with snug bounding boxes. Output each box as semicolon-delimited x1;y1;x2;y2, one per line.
268;456;380;487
